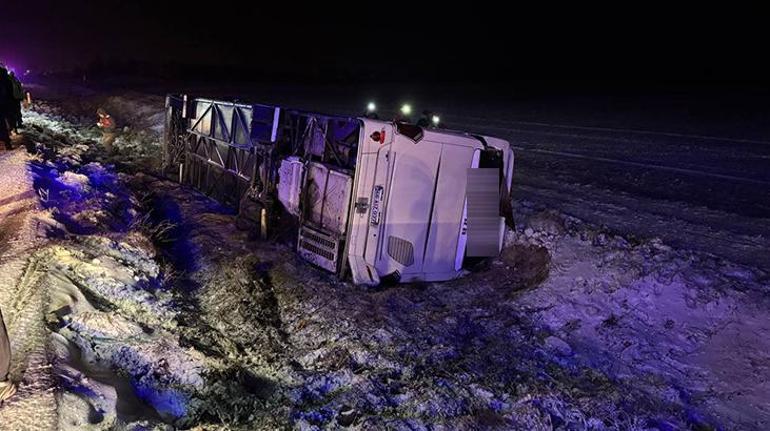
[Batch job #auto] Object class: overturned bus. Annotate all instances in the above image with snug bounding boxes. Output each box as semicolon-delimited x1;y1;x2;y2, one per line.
163;96;514;285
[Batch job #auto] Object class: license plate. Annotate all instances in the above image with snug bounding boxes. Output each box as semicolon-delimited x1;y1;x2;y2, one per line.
370;185;383;225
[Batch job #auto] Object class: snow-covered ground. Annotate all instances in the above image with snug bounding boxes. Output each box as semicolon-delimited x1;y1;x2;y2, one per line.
0;145;59;431
0;85;768;430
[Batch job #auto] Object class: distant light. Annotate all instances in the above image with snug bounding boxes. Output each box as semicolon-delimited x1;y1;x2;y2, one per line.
400;104;412;116
367;102;376;112
432;115;440;125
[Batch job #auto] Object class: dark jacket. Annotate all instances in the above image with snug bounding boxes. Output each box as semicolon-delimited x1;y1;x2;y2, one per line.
0;68;14;117
10;74;23;101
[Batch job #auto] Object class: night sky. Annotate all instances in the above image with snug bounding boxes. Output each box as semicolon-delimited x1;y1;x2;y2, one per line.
1;2;767;86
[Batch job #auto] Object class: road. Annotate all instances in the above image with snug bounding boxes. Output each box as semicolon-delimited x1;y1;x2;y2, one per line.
440;114;770;271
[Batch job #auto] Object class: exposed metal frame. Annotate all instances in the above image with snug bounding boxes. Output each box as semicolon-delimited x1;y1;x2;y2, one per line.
163;95;362;242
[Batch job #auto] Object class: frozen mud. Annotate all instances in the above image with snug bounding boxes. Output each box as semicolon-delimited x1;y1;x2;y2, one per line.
0;94;768;430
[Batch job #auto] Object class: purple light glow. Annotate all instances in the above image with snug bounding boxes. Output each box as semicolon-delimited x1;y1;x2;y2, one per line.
0;59;19;75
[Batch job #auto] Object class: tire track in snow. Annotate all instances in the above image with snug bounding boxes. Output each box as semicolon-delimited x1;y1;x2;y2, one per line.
511;145;770;186
0;148;58;431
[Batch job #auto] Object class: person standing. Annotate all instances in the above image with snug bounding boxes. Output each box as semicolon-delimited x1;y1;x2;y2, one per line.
0;306;15;404
0;66;13;150
96;108;117;154
9;71;24;131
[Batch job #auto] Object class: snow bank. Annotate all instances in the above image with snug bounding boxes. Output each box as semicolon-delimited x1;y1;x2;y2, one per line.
22;113;274;429
59;171;90;192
